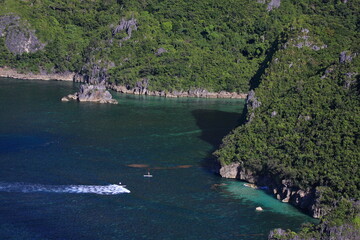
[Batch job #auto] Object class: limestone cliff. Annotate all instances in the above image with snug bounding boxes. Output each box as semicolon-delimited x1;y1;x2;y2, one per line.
0;15;45;54
219;162;326;218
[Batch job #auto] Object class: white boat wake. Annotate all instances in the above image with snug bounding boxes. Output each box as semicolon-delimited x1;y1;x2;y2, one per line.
0;182;130;195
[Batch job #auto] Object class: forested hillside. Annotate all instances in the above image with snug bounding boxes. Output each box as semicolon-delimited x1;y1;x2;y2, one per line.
1;0;359;238
2;0;353;93
212;0;360;239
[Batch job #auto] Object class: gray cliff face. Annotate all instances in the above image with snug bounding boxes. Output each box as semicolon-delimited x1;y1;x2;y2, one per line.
269;201;360;240
84;63;108;84
284;28;327;51
321;51;358;88
267;0;281;11
112;17;138;42
219;163;241;179
256;0;281;11
0;15;45;54
339;51;356;64
246;90;261;122
133;78;149;95
320;222;360;240
247;90;261;110
219;163;323;218
155;47;167;56
77;59;115;84
0;15;20;36
272;224;360;240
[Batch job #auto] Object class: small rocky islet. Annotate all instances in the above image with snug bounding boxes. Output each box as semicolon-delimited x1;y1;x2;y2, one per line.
61;83;118;104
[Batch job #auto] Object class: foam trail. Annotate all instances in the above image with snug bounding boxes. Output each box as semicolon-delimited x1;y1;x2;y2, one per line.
0;182;130;195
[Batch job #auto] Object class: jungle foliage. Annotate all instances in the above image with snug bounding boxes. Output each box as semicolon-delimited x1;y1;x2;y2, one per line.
1;0;359;237
0;0;337;92
213;0;360;237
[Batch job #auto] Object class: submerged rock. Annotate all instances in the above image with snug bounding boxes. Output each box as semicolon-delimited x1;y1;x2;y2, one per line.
255;206;264;211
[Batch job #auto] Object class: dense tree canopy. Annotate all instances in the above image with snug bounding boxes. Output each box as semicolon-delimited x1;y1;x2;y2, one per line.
0;0;334;92
1;0;359;238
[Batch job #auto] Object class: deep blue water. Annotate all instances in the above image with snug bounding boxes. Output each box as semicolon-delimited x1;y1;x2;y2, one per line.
0;78;315;240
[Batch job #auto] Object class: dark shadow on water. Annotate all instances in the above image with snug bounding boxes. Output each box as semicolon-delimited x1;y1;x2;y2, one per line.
191;108;247;172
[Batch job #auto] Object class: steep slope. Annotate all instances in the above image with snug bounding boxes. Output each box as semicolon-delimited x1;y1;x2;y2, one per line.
215;0;360;238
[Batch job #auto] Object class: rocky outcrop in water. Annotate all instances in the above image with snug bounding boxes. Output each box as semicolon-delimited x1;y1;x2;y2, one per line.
0;15;45;54
62;83;118;104
219;162;324;218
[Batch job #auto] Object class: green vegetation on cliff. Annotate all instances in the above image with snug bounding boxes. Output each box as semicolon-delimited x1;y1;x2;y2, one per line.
1;0;359;238
213;0;360;238
0;0;328;92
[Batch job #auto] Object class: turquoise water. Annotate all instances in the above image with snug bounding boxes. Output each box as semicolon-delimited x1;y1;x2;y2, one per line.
0;78;315;240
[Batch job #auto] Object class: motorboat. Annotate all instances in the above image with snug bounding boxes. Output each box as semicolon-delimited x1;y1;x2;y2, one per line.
117;182;127;187
143;171;153;178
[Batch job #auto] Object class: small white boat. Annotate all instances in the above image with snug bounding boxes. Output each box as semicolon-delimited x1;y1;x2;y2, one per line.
117;182;127;187
144;171;153;178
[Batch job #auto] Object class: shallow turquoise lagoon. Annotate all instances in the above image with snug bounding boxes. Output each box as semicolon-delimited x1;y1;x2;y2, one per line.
0;78;315;239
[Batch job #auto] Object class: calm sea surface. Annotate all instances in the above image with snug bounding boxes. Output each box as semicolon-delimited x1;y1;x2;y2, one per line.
0;78;315;240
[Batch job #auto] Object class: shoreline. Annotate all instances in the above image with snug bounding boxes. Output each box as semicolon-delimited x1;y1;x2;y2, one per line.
109;84;248;99
0;67;75;81
219;162;323;219
0;67;247;99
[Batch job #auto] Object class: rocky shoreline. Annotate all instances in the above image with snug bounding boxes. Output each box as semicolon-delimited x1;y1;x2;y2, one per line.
219;162;324;218
0;67;247;99
0;67;75;81
109;84;247;99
